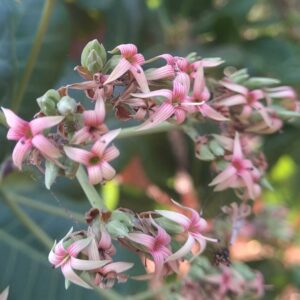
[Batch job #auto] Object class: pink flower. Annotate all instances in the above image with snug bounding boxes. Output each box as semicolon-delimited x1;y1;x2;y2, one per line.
104;44;150;92
209;132;260;199
156;201;217;262
132;73;191;130
127;223;174;275
218;80;272;126
64;129;120;185
2;107;64;169
48;228;111;289
186;64;228;121
71;98;107;144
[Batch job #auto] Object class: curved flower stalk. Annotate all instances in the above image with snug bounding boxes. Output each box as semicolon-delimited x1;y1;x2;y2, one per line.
209;132;261;199
156;201;218;262
104;44;150;93
64;129;120;185
1;108;63;169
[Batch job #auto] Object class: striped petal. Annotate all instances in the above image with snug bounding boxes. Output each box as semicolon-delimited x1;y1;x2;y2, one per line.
87;165;103;185
32;134;61;159
130;65;150;93
138;102;174;131
100;161;116;180
199;103;228;121
70;257;110;271
104;58;131;85
67;238;92;256
155;210;190;230
70;127;91;144
166;234;195;262
239;171;255;199
103;146;120;162
174;108;186;124
91;129;121;157
61;260;92;289
127;233;154;249
101;262;134;274
131;89;172;100
30;116;64;135
221;81;248;95
12;139;32;170
1;107;28;131
193;64;205;98
145;65;175;81
7;128;25;141
64;146;92;165
209;165;237;186
218;95;246;106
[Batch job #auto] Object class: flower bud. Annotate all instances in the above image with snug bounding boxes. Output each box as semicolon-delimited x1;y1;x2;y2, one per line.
209;140;224;156
106;220;129;238
57;96;77;116
196;144;215;161
81;39;107;74
45;160;59;190
244;77;280;89
37;89;60;115
156;217;183;234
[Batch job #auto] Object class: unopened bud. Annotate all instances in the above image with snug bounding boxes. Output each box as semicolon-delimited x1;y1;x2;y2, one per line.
57;96;77;116
244;77;280;89
37;89;60;115
106;220;129;238
209;140;224;156
81;39;107;74
196;144;215;161
45;160;59;190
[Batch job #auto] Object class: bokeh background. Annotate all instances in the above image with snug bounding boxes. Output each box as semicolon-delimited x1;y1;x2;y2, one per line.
1;0;300;299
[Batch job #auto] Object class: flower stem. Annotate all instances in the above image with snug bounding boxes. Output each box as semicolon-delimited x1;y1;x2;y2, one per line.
117;122;178;139
76;165;106;209
12;0;56;111
1;191;53;249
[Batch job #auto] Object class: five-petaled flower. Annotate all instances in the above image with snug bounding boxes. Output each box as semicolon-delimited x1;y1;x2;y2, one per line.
48;228;110;289
209;132;261;199
2;107;64;170
64;129;121;185
104;44;150;93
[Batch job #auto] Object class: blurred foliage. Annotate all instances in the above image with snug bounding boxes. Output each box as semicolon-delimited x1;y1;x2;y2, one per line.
1;0;300;298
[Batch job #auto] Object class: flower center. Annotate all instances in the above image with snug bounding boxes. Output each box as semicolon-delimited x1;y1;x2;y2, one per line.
232;159;245;172
89;156;101;165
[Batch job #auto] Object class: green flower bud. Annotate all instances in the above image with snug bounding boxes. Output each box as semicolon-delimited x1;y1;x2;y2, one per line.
111;210;134;228
45;160;59;190
209;140;225;156
81;39;107;74
244;77;280;89
156;217;183;234
37;89;60;115
57;96;77;116
196;144;215;161
106;220;129;238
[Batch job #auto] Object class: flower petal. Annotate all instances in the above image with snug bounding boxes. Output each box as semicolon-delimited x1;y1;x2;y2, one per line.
67;238;92;256
61;260;92;289
70;127;91;144
127;233;154;249
166;234;195;262
193;64;205;99
30;116;64;135
64;146;92;165
104;58;131;85
101;262;134;274
91;129;121;157
209;165;237;186
145;65;175;81
87;165;103;185
100;161;116;180
130;65;150;93
155;210;190;230
233;132;243;160
32;134;61;159
1;107;28;131
220;81;248;95
131;89;172;100
217;95;246;106
138;102;174;131
70;257;110;271
199;103;228;121
12;139;32;170
102;146;120;162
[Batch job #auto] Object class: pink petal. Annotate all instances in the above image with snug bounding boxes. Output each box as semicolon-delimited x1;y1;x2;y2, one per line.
201;58;224;67
31;134;61;159
199;103;228;121
209;165;237;186
100;161;116;180
155;210;190;230
130;65;150;93
145;65;175;80
116;44;138;57
127;233;154;249
12;139;32;170
151;251;165;275
218;95;246;106
7;128;25;140
267;86;296;99
91;129;121;157
239;171;255;199
87;238;101;260
67;238;92;256
102;146;120;162
83;99;105;127
138;102;174;131
166;234;195;262
61;260;92;289
175;72;190;96
193;64;205;99
193;236;207;256
70;127;91;144
249;89;264;101
221;81;248;95
253;102;272;127
233;132;243;160
174;108;186;124
104;58;131;85
131;89;172;100
173;80;186;101
70;257;110;271
101;262;134;274
87;165;103;185
64;146;92;165
30;116;64;135
1;107;28;131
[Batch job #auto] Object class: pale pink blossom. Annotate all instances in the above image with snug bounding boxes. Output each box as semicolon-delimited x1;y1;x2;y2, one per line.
185;64;228;121
209;132;260;199
64;129;120;185
156;201;217;262
132;73;191;130
2;107;63;169
71;98;107;144
218;80;272;126
48;228;110;289
104;44;150;92
127;223;174;275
